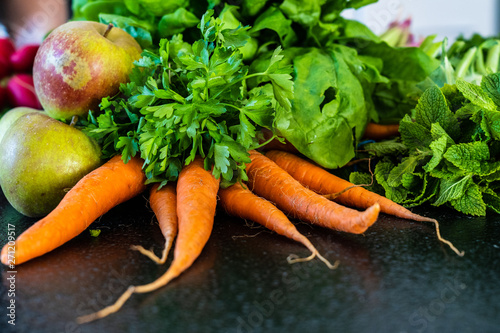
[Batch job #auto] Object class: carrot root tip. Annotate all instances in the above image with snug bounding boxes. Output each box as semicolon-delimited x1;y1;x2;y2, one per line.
286;252;339;270
429;218;465;257
316;252;340;270
76;286;136;324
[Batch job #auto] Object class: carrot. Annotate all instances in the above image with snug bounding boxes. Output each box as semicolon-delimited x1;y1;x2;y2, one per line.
219;182;338;269
245;150;380;234
0;155;147;266
131;183;178;264
265;150;464;256
77;156;220;323
363;122;400;140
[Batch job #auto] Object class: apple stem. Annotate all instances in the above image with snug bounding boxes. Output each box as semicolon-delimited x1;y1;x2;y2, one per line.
103;23;114;39
69;115;79;127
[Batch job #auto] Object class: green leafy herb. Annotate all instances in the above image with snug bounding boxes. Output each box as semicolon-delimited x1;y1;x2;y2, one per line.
80;11;293;186
89;229;102;237
73;0;446;170
356;73;500;216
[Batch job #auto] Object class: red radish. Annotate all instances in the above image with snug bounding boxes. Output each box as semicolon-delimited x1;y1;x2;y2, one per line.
10;44;40;73
0;54;11;80
0;38;15;57
0;85;7;109
6;74;42;109
0;38;15;80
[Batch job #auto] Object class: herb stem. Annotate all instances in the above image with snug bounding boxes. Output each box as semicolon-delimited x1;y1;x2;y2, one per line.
486;42;500;73
253;133;278;149
456;47;477;79
219;103;242;111
209;72;268;101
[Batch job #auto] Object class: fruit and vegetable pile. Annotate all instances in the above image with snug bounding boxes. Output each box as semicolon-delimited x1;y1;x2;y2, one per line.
1;0;500;323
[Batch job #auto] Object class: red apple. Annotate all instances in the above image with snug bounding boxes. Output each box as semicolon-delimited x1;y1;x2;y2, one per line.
33;21;142;121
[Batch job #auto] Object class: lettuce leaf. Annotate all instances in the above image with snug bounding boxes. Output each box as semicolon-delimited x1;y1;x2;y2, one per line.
275;47;367;168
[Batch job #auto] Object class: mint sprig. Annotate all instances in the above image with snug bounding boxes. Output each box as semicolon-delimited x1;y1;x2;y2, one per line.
357;73;500;216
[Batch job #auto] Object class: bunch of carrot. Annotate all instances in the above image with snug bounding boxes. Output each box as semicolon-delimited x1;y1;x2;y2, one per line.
0;147;462;323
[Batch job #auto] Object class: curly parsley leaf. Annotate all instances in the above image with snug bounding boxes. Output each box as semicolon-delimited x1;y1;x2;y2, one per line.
81;10;293;185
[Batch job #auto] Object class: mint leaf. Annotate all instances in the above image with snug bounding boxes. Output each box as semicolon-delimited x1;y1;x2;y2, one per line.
483;188;500;213
401;172;420;190
414;86;460;138
481;73;500;106
423;135;448;173
433;174;472;206
399;114;432;150
430;122;455;143
374;161;409;203
362;139;408;157
401;174;438;207
349;171;372;185
482;110;500;141
387;155;422;187
449;182;486;216
444;141;500;176
429;161;464;179
456;77;497;111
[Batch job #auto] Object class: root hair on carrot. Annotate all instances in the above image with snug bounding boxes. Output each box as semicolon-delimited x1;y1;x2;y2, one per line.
219;180;339;269
265;150;464;256
287;252;339;270
77;286;136;324
424;217;464;256
76;156;219;324
130;244;171;265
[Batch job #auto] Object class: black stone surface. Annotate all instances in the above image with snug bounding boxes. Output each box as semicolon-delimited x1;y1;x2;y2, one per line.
0;191;499;333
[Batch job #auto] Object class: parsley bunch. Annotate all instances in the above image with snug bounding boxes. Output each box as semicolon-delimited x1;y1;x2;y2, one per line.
81;10;293;186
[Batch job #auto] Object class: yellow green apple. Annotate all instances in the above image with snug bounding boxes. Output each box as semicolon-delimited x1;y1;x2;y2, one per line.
0;112;102;217
0;107;43;144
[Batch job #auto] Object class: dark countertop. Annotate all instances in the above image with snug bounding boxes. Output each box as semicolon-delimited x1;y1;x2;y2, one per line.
1;191;499;333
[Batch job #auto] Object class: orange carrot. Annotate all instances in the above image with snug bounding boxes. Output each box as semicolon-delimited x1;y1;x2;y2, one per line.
77;156;220;323
131;183;178;264
246;150;380;234
265;150;464;256
219;182;338;269
0;155;147;266
363;122;400;140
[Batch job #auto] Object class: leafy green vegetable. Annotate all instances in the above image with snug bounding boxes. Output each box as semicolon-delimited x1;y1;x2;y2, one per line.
99;13;154;49
356;73;500;216
273;46;367;168
73;0;446;169
72;0;206;49
79;11;293;186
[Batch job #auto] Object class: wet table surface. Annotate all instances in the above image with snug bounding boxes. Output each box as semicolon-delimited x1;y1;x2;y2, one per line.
0;191;499;333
